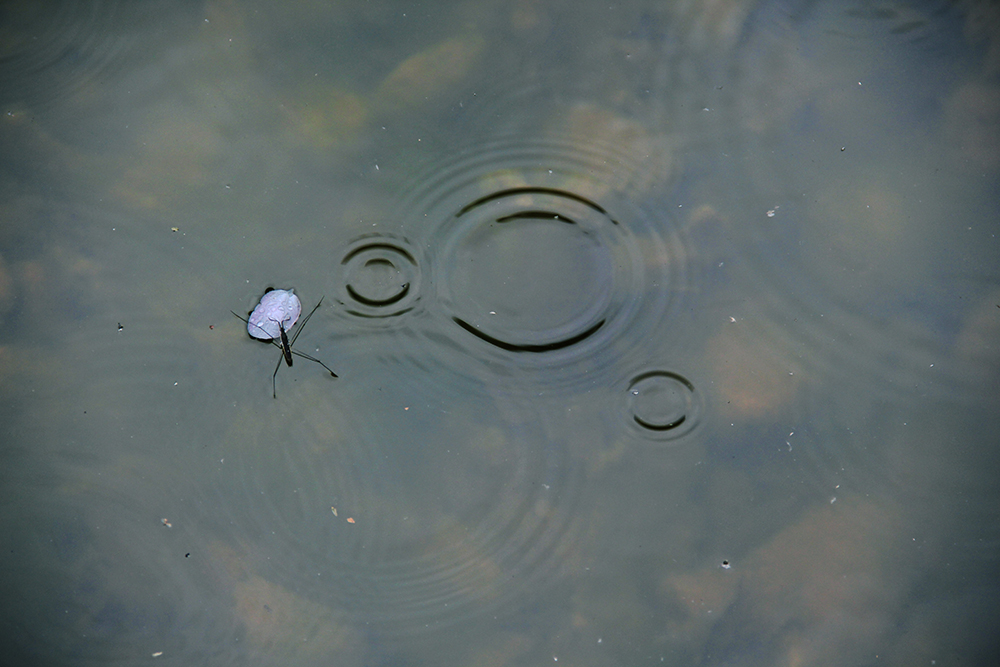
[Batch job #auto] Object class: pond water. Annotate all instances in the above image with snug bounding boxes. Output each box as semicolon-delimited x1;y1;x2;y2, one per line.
1;1;998;665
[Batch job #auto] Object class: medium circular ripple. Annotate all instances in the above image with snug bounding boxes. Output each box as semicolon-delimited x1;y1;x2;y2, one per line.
336;234;423;320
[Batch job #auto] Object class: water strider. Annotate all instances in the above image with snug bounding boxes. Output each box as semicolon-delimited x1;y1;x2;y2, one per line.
232;288;337;398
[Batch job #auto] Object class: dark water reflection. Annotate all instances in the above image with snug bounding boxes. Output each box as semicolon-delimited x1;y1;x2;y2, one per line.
2;1;999;665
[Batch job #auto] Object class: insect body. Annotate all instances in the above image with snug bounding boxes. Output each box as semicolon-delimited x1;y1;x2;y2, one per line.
233;288;338;398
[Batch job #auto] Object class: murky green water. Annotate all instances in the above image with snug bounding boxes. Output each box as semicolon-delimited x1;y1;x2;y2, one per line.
2;1;998;665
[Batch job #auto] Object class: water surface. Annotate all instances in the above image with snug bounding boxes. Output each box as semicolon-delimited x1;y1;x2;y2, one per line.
1;1;998;665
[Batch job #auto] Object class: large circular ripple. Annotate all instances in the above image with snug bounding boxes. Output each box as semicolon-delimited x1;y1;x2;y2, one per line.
390;137;694;392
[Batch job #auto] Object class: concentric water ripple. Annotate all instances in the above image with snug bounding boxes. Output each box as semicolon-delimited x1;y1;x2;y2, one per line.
0;1;175;110
439;186;621;354
389;138;697;393
336;234;423;320
694;0;984;496
723;0;976;399
624;370;702;442
208;378;588;637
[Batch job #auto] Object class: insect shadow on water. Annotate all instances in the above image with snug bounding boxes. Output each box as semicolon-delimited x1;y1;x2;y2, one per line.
231;288;338;398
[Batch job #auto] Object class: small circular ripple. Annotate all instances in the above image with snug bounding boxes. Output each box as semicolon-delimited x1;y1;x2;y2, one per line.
337;234;423;320
625;370;702;442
